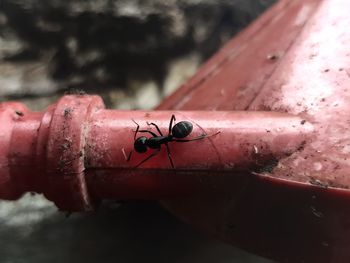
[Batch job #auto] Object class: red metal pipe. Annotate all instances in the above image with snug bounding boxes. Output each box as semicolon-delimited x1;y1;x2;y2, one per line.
0;95;311;211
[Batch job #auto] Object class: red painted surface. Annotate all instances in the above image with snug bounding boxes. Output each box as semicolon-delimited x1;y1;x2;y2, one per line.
157;0;350;262
0;0;349;261
0;95;310;210
85;110;310;200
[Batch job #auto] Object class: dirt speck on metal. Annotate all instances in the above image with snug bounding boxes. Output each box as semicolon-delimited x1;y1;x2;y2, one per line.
15;110;24;116
309;177;328;188
63;107;72;117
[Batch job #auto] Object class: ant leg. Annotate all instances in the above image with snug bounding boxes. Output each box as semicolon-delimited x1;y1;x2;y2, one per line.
135;148;161;168
168;115;176;134
128;119;156;163
174;131;221;142
165;143;174;168
132;119;159;137
127;151;133;161
131;119;140;140
146;122;163;136
122;148;133;161
125;119;141;162
132;119;158;137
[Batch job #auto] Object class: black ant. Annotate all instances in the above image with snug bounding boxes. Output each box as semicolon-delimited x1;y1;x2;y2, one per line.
126;115;220;168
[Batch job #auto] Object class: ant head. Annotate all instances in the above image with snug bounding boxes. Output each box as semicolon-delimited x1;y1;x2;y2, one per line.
134;137;148;153
172;121;193;138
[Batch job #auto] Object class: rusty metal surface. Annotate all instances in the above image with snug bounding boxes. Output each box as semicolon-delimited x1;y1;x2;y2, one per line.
157;0;350;262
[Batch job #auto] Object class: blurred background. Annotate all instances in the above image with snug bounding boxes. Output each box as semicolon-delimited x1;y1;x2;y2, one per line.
0;1;276;262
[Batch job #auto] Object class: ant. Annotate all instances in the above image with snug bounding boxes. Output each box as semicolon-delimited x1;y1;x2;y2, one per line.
126;115;220;168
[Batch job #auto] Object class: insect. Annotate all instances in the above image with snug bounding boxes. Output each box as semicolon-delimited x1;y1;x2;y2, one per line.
126;115;220;168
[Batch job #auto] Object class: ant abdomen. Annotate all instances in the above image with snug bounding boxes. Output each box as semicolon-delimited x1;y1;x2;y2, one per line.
172;121;193;138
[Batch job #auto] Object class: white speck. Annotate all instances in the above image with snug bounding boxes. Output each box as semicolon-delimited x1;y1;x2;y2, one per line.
310;206;323;218
253;145;259;154
121;148;128;160
225;162;235;169
314;162;322;171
